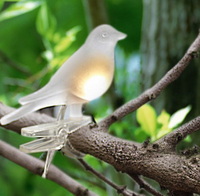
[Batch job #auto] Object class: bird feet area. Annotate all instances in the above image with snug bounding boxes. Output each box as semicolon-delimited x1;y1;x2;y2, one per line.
20;116;92;154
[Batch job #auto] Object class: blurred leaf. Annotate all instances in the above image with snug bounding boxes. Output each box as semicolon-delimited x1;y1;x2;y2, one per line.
0;1;41;21
184;135;192;143
0;176;12;196
0;0;4;12
155;129;171;141
54;26;81;54
169;105;191;128
84;155;105;171
136;104;157;137
157;110;170;130
110;120;130;138
36;1;56;39
133;127;148;142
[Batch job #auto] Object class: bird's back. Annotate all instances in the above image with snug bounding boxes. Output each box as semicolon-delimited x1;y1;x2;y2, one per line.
20;44;114;105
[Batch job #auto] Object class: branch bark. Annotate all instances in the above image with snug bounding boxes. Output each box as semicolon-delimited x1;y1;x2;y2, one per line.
99;32;200;130
78;158;141;196
156;116;200;152
68;126;200;194
0;140;97;196
0;29;200;195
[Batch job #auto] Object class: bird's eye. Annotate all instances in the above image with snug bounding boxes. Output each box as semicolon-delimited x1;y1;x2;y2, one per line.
101;32;108;38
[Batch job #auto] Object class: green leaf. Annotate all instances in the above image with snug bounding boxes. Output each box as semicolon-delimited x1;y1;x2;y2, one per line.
169;105;191;128
0;1;41;21
155;129;171;141
133;127;149;142
4;0;22;1
54;26;81;53
136;104;157;137
153;110;172;141
157;110;170;130
0;0;4;12
36;2;56;39
184;135;192;143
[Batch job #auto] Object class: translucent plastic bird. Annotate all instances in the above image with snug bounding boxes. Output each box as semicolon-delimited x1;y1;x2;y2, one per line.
0;24;126;178
0;24;126;125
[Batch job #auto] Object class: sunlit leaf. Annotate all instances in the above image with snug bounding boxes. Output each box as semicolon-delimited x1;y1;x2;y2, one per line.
0;1;41;21
136;104;157;137
54;26;81;54
50;56;67;68
157;110;170;130
155;129;171;141
169;105;191;128
184;135;192;143
54;36;73;53
153;110;172;141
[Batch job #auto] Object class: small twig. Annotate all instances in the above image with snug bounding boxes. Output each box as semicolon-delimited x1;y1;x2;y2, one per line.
78;158;142;196
0;50;31;76
99;33;200;130
130;174;164;196
0;140;97;196
156;116;200;151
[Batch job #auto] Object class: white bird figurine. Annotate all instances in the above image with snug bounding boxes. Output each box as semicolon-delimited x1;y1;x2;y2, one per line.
0;24;126;177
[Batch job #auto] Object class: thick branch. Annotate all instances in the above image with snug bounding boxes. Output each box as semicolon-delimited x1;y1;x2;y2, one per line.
68;126;200;194
156;116;200;152
82;0;109;30
1;104;199;194
0;140;97;196
0;28;200;195
99;33;200;129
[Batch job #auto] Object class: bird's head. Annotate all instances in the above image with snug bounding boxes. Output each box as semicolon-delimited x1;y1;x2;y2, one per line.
86;24;127;45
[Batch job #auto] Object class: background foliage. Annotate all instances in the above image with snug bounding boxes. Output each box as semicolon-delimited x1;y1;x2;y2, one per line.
0;0;197;196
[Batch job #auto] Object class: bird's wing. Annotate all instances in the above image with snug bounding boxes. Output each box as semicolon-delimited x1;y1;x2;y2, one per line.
19;46;86;105
19;84;64;105
0;92;67;125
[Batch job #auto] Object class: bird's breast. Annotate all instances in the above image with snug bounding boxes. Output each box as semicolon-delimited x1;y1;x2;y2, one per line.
69;55;114;101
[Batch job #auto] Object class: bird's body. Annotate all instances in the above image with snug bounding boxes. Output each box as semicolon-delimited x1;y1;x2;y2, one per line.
0;24;126;125
0;24;126;178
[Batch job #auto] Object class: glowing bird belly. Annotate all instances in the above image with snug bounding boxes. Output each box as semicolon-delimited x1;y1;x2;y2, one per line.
70;56;114;101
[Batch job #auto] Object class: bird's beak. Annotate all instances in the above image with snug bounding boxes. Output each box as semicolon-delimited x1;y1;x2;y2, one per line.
117;31;127;40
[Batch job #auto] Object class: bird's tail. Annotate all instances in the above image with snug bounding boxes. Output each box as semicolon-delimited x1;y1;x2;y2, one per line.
0;95;66;125
0;104;38;125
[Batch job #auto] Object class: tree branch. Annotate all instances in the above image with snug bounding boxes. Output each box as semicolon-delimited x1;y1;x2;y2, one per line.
156;116;200;152
68;126;200;194
0;140;97;196
82;0;109;30
98;32;200;130
0;27;200;195
1;104;199;194
78;158;141;196
0;50;31;76
129;174;164;196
